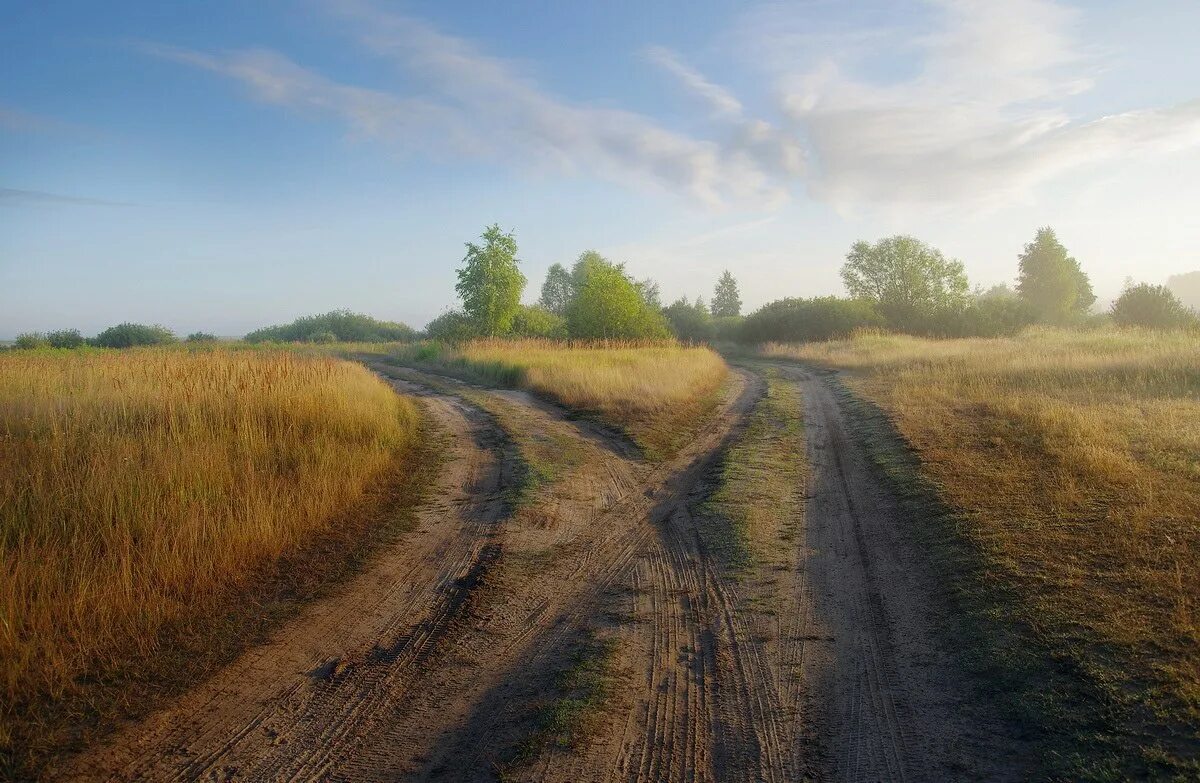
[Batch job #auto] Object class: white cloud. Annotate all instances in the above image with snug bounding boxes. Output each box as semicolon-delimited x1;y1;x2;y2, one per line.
749;0;1200;208
644;46;743;118
145;0;1200;212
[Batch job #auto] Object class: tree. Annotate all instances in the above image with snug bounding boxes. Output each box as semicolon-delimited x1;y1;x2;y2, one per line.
455;224;526;337
1111;282;1197;329
1166;270;1200;311
1016;227;1095;324
635;278;662;310
841;236;968;331
712;270;742;317
663;297;714;342
539;263;575;315
566;251;671;339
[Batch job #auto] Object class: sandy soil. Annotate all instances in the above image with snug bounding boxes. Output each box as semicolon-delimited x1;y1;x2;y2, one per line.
54;363;1025;782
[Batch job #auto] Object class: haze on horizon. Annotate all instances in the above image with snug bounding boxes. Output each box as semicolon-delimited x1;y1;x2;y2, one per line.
3;0;1200;339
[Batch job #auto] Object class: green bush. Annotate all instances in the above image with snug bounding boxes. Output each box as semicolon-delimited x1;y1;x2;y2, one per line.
510;305;568;339
45;329;86;348
663;298;714;343
14;333;50;350
424;310;478;343
1111;283;1198;329
244;310;415;343
93;323;177;348
185;331;217;343
306;331;337;344
739;297;884;343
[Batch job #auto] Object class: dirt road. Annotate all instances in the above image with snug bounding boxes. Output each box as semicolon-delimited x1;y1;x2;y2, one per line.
58;363;1024;782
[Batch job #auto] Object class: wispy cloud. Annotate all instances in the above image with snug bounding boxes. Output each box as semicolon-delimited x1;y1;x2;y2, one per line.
742;0;1200;208
142;0;1200;212
0;187;132;207
644;46;743;118
146;4;801;208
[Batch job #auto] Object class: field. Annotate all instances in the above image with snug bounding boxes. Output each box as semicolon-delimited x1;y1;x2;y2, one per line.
763;328;1200;776
0;349;421;768
8;332;1198;782
384;339;730;459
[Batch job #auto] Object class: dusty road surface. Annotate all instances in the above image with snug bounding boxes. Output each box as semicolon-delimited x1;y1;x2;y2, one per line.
57;362;1026;782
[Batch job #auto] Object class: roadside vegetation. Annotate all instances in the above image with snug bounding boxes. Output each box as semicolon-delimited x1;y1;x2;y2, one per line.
764;328;1200;778
703;369;805;573
387;339;728;460
0;349;424;772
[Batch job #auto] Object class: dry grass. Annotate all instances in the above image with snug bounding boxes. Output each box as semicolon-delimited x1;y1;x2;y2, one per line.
389;339;730;459
763;327;1199;776
0;349;419;757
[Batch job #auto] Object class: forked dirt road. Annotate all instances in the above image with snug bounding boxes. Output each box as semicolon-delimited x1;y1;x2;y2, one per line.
57;363;1026;782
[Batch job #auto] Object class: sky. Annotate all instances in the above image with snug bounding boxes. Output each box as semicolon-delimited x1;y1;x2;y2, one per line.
3;0;1200;338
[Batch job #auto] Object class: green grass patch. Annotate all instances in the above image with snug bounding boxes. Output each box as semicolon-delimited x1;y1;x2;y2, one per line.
702;367;805;574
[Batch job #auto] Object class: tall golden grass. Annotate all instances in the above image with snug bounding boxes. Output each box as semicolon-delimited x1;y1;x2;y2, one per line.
764;327;1199;772
0;349;418;749
389;339;729;459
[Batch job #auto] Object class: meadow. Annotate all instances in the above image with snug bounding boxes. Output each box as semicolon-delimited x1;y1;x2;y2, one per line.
763;327;1200;775
0;349;420;760
385;339;730;459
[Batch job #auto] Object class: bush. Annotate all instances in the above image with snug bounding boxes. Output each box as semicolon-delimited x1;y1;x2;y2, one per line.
1111;283;1198;329
44;329;86;349
739;297;884;344
185;332;217;343
93;323;177;348
244;310;415;343
306;331;337;344
711;316;744;343
14;333;49;350
566;253;672;340
424;310;478;343
663;298;714;343
510;305;568;339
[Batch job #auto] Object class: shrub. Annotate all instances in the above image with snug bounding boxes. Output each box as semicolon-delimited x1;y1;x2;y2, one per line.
185;332;217;343
307;331;337;344
244;310;415;343
510;304;568;339
45;329;86;349
739;297;884;344
424;310;478;343
14;333;49;350
1111;283;1198;329
663;298;714;343
93;323;177;348
566;253;672;340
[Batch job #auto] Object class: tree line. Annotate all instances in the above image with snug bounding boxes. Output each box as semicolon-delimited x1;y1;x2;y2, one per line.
435;224;1199;345
10;225;1196;350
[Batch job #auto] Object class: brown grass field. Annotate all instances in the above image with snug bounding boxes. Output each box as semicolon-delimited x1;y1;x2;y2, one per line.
762;327;1199;776
386;339;730;459
0;349;420;760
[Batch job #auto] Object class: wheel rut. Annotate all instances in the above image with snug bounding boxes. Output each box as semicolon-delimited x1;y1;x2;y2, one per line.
53;361;1026;783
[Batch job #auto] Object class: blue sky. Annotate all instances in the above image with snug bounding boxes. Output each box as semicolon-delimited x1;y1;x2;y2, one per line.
3;0;1200;337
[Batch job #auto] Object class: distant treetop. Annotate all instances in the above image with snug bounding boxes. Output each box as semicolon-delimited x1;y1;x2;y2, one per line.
243;310;415;343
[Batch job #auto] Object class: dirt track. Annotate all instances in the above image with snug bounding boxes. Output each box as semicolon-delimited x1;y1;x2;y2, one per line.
57;363;1025;782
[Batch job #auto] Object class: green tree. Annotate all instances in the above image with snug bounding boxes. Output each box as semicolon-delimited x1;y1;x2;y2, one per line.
1016;227;1095;324
712;270;742;317
539;262;575;315
663;297;714;342
1111;282;1197;329
841;236;968;331
455;225;526;337
635;277;662;310
566;251;671;339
